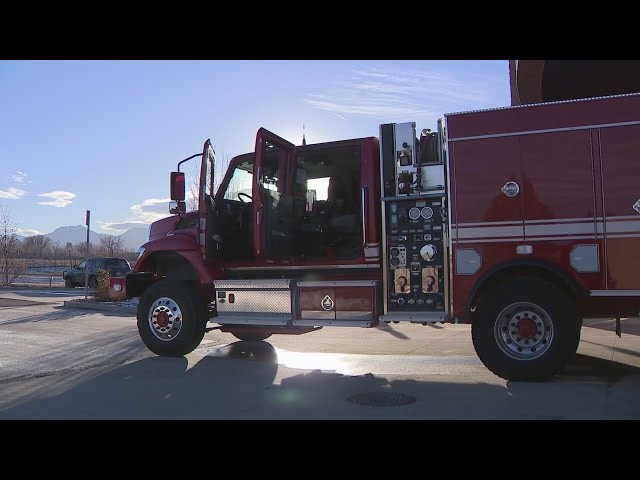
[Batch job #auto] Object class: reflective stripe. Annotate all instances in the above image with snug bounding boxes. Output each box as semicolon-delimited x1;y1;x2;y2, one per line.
455;220;526;227
590;290;640;297
451;217;640;241
606;220;640;234
456;237;525;244
525;222;597;237
455;225;524;240
448;120;640;142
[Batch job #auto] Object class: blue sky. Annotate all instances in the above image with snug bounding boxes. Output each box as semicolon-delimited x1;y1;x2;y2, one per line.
0;60;510;237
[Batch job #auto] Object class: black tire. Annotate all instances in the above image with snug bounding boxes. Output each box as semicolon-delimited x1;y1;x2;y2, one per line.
88;276;97;289
471;277;580;381
230;330;273;342
65;276;74;288
137;279;208;357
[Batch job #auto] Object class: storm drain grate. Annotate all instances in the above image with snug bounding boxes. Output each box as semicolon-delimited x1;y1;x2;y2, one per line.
347;391;416;407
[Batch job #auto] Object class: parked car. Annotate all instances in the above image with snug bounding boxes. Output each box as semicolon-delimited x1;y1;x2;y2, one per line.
63;257;132;288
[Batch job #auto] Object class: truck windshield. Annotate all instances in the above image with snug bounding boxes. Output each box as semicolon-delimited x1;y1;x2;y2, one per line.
223;159;253;200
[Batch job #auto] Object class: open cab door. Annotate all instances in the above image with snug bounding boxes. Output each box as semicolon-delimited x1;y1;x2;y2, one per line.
253;128;295;261
198;139;215;259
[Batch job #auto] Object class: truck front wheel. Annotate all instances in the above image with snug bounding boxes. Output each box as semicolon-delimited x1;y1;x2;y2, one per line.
137;279;207;357
471;277;580;381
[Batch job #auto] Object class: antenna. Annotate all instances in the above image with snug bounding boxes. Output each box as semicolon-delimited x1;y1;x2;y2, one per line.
302;124;307;146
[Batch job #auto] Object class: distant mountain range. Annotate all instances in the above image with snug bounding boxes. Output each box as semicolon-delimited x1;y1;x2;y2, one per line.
32;225;149;251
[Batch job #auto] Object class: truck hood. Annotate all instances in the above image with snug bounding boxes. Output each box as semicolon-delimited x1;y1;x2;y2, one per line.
148;215;181;241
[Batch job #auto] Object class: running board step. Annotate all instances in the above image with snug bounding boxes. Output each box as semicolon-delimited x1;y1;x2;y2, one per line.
293;320;372;328
380;312;448;323
216;316;290;326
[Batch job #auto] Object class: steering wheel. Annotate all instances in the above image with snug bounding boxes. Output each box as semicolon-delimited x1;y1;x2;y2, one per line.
238;192;252;203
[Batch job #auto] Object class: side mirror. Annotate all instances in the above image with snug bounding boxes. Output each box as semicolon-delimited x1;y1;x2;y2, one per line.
74;264;79;269
170;200;186;215
170;172;186;201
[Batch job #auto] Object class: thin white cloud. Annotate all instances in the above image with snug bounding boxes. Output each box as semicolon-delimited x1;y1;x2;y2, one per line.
305;65;500;119
0;187;27;200
98;220;150;233
98;196;177;233
11;171;31;185
37;191;77;208
305;97;437;117
16;227;44;236
130;197;171;223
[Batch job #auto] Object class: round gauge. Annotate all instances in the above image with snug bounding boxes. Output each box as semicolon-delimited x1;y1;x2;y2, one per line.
421;206;434;220
390;247;400;256
420;244;437;261
390;257;400;267
409;207;421;220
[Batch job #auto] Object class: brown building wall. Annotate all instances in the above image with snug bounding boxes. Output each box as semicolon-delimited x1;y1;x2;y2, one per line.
510;60;640;106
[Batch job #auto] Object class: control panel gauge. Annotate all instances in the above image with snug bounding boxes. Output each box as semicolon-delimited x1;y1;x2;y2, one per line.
421;206;434;220
420;244;437;261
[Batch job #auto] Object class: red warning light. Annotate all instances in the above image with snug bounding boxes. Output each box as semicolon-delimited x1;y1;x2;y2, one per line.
171;172;186;201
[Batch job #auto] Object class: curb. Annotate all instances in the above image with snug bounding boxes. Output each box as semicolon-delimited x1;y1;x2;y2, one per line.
62;300;137;315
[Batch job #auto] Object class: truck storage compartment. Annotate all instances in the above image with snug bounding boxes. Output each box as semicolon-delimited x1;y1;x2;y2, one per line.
214;279;292;325
294;280;379;327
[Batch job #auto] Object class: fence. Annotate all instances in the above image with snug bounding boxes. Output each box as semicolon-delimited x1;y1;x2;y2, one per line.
1;260;68;286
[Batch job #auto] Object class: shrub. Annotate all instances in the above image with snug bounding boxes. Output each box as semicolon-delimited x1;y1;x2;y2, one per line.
93;269;110;301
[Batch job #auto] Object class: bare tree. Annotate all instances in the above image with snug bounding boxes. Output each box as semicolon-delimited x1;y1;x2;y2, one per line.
187;161;200;212
50;241;63;262
74;241;90;260
21;234;51;260
100;235;124;256
187;148;229;211
214;149;231;194
0;205;25;285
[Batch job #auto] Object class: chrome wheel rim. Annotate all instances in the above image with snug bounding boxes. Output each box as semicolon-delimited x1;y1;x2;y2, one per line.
494;302;554;360
148;297;183;341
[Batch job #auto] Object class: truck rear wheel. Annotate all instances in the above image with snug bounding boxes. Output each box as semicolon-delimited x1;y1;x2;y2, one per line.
137;279;207;357
471;277;580;381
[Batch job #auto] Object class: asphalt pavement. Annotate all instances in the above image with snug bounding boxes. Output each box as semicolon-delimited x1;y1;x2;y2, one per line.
1;285;639;419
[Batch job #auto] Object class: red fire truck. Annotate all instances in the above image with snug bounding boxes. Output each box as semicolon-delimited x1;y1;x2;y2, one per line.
112;92;640;381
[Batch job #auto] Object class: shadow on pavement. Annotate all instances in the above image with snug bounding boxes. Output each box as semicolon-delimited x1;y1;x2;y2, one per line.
374;323;411;340
558;353;640;382
0;298;48;308
584;317;640;336
5;288;88;299
2;340;640;420
0;306;97;326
